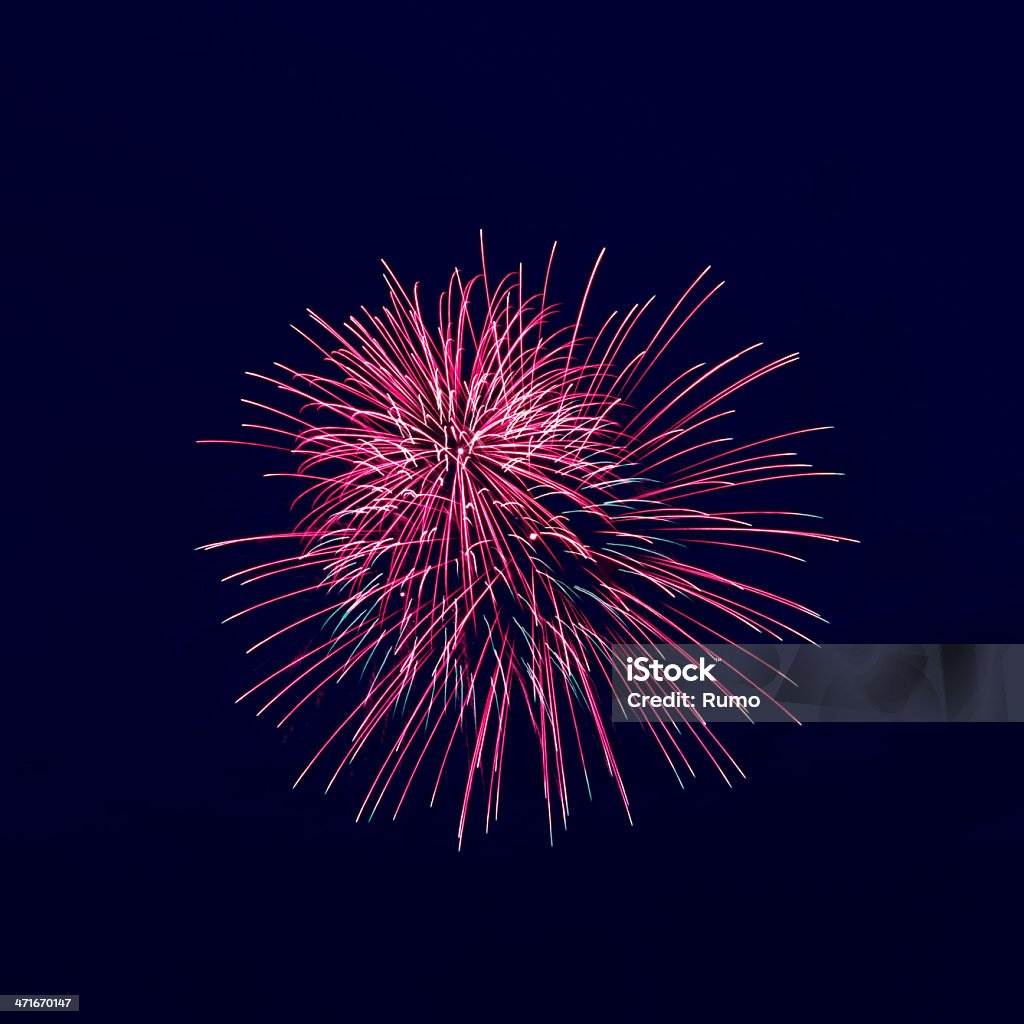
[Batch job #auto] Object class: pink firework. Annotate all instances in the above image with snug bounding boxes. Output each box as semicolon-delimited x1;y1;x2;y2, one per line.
201;236;849;845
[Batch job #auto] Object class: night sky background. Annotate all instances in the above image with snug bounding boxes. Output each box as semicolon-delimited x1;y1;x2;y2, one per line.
6;4;1021;1017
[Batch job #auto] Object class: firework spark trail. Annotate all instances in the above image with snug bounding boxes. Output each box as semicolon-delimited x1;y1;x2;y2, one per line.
200;235;853;845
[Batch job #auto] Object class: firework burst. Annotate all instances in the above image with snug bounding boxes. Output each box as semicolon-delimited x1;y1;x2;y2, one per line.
201;236;850;844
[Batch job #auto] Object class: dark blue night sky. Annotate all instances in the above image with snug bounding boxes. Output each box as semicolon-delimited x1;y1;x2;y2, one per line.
6;3;1021;1017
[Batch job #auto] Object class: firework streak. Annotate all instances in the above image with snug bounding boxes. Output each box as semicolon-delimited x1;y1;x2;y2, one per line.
200;237;852;845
